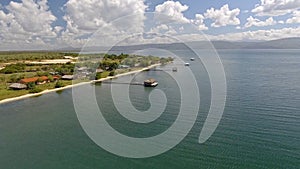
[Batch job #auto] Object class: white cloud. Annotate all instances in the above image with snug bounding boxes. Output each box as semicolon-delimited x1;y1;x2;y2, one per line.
154;1;207;31
0;0;299;50
6;0;56;35
204;4;240;27
192;14;208;30
0;0;58;50
244;16;277;28
0;10;13;24
252;0;300;16
62;0;147;47
286;10;300;23
149;24;177;35
154;1;190;23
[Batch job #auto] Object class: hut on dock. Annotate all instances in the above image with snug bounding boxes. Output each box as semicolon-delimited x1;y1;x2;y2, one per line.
144;78;158;87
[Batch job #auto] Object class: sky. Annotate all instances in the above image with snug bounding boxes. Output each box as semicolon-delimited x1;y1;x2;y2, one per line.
0;0;299;50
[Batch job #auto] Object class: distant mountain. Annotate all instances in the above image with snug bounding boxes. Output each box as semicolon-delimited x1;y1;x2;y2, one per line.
244;38;300;49
113;37;300;50
187;37;300;49
57;37;300;52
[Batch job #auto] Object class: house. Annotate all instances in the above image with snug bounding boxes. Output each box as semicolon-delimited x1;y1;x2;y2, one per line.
76;67;92;77
144;78;158;87
96;69;104;73
50;72;60;75
119;65;130;69
20;76;49;84
19;76;60;85
9;83;27;90
61;75;74;80
77;67;89;71
64;56;74;59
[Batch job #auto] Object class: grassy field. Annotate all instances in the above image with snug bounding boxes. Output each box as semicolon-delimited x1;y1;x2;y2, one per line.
0;52;62;63
0;80;73;101
0;51;78;63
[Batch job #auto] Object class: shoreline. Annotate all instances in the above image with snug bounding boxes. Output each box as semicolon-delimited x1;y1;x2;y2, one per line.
0;64;160;105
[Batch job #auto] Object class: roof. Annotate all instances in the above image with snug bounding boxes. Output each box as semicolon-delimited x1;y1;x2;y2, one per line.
9;83;27;89
77;67;88;71
119;65;130;68
96;69;104;73
64;56;74;59
62;75;74;80
20;76;48;84
144;78;156;83
53;76;60;80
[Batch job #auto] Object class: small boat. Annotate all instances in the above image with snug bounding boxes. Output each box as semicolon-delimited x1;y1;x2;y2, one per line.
190;58;195;61
185;63;190;66
144;78;158;87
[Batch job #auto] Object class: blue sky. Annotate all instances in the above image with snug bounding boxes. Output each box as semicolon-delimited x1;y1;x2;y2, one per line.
0;0;299;50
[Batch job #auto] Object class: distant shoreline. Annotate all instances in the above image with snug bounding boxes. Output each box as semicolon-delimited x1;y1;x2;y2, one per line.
0;64;160;105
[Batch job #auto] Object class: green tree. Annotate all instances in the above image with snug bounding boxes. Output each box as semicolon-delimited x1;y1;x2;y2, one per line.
48;75;54;82
9;74;18;83
140;60;150;67
55;80;65;88
109;71;115;76
27;82;36;90
0;63;25;74
29;88;42;93
37;77;44;83
95;72;102;80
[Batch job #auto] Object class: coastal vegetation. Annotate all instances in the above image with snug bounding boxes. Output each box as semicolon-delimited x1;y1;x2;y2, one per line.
0;52;174;101
0;51;79;63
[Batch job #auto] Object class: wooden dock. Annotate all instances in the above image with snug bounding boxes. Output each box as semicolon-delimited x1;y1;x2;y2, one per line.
100;81;144;86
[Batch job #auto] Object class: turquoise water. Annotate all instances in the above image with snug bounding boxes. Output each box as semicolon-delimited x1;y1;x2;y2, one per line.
0;50;300;168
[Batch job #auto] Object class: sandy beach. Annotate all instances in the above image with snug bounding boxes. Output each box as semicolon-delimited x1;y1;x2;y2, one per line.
0;64;160;105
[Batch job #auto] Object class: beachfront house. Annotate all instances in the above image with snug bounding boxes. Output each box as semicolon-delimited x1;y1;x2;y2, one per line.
96;68;104;73
9;83;27;90
119;65;130;69
76;67;93;79
77;67;88;71
61;75;74;80
20;76;49;85
19;76;60;85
